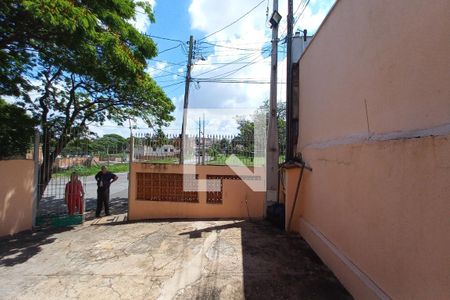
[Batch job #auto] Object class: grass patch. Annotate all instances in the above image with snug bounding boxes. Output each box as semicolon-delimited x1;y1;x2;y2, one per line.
147;157;179;164
207;154;265;166
53;163;129;177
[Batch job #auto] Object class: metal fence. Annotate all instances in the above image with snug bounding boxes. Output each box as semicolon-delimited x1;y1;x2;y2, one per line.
132;132;286;166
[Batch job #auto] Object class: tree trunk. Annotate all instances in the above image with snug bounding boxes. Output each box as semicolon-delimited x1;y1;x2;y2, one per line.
37;129;69;201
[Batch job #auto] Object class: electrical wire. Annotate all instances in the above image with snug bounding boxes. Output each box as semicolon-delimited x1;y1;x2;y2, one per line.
145;34;184;43
198;0;266;41
158;44;183;55
160;81;184;89
196;61;271;65
199;41;264;52
193;79;286;84
149;59;186;66
192;49;267;78
148;67;184;78
204;54;267;80
293;0;311;29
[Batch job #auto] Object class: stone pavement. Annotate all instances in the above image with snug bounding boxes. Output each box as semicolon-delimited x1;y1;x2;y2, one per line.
0;219;352;300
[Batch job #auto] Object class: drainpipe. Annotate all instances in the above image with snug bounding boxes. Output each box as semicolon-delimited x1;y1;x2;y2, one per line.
281;159;312;231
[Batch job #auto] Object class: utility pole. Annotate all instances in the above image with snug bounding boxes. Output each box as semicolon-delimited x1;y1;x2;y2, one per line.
128;120;134;215
202;114;206;165
267;0;281;208
286;0;294;161
198;117;201;164
180;35;194;164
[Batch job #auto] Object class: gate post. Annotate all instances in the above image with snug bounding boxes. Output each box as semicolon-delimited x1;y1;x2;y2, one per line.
128;134;134;214
32;128;40;227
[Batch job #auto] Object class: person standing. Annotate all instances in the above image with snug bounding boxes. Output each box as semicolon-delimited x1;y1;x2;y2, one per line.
65;172;85;215
95;166;118;217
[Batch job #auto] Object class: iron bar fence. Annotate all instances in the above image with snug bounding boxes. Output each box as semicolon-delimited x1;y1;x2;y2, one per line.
132;132;286;166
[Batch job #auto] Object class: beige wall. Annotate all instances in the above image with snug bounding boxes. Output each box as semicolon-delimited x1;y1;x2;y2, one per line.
0;160;34;237
287;0;450;299
298;0;450;150
129;163;265;220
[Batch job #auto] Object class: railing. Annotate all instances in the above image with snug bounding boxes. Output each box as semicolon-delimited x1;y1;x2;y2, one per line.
133;133;286;166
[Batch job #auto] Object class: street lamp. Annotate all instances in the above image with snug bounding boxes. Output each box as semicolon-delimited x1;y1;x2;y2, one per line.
269;10;282;28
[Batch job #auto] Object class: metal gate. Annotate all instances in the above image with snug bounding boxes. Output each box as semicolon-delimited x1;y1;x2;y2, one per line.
36;129;90;227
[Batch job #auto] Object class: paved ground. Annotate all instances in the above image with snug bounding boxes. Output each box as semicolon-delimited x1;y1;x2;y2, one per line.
0;219;351;300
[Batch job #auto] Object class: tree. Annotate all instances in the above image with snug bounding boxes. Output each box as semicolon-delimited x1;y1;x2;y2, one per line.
235;100;286;155
0;1;175;196
154;128;168;147
0;98;36;158
1;0;157;96
95;134;128;154
234;119;255;154
257;100;286;151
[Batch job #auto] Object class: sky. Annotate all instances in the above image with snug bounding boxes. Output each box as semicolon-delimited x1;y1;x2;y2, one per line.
42;0;337;137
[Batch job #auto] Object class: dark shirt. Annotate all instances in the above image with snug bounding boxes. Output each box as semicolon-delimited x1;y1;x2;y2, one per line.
95;171;117;190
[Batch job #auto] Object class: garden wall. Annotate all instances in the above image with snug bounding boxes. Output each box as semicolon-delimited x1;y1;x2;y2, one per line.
129;163;265;220
0;160;35;236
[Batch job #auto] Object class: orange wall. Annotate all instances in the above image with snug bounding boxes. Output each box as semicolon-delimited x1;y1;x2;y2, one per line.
129;163;265;220
0;160;34;237
287;0;450;299
298;0;450;150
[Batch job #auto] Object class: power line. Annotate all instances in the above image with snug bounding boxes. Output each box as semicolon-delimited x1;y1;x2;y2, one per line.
152;73;179;79
148;67;184;78
192;50;266;77
199;0;266;41
158;44;183;55
149;59;186;66
199;41;264;52
293;0;311;29
205;54;266;80
192;79;286;84
198;44;272;59
160;81;185;89
196;61;271;65
279;0;310;40
146;34;184;43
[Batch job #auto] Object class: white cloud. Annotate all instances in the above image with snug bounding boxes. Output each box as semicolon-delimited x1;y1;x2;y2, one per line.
184;0;334;134
123;0;334;136
146;61;168;77
129;0;156;33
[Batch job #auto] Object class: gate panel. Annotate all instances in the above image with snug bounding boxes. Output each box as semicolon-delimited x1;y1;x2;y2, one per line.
36;129;90;227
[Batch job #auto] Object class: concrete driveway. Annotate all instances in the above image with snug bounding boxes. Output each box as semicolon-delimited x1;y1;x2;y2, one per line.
0;220;351;299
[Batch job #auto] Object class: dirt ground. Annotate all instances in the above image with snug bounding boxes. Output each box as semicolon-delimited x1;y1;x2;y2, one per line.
0;219;352;299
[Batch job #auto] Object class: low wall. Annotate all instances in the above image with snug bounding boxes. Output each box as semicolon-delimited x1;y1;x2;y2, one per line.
0;160;35;237
284;135;450;299
129;163;265;220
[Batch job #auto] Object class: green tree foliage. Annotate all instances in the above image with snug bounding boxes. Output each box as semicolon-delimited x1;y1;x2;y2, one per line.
153;128;168;147
234;119;255;154
62;133;128;156
94;134;128;154
0;0;175;195
1;0;157;96
234;100;286;154
0;98;36;158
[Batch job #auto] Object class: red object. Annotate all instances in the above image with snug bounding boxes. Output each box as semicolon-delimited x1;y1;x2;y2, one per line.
65;180;84;215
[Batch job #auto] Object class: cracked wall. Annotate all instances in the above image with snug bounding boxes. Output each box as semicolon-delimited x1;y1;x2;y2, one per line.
285;0;450;299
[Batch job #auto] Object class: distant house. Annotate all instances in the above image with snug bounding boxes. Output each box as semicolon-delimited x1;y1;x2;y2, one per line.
134;144;179;157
